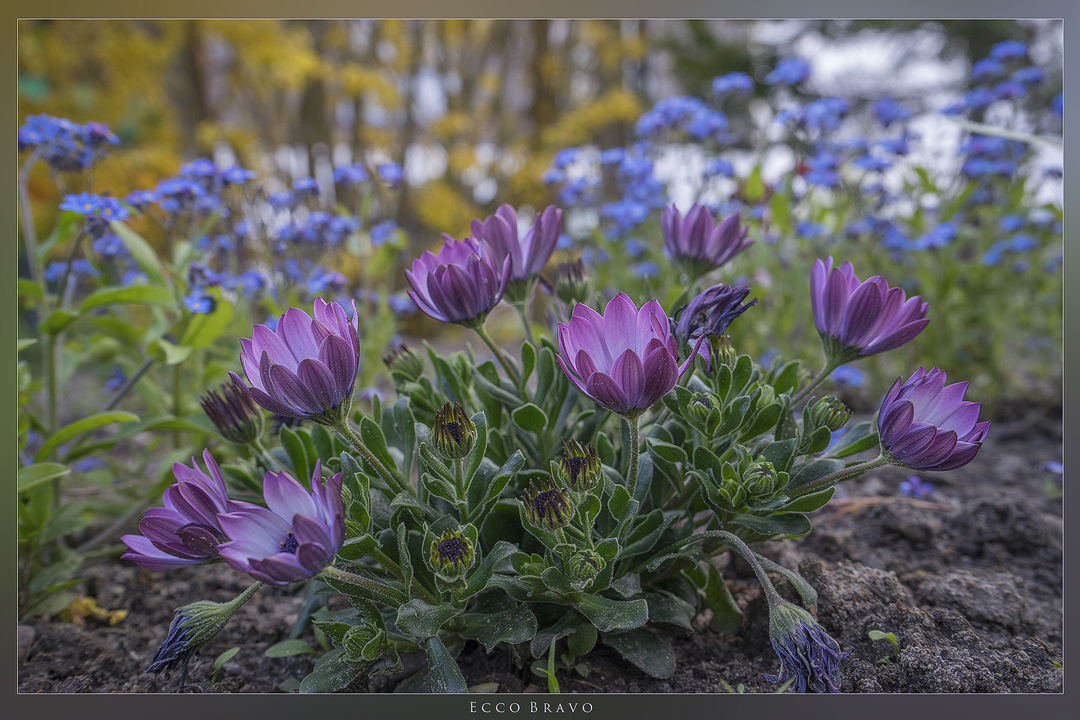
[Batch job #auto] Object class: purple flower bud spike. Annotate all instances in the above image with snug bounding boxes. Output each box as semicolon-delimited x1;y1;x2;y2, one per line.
661;203;754;281
216;462;345;586
230;298;360;424
556;292;701;417
122;451;253;569
878;367;991;471
810;257;929;365
405;235;511;327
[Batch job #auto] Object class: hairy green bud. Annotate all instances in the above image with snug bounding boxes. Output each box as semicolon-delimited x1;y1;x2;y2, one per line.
383;342;424;385
568;550;606;583
807;396;852;433
342;624;386;664
432;401;476;460
522;476;575;532
555;258;593;307
429;528;476;581
744;461;780;495
558;439;602;493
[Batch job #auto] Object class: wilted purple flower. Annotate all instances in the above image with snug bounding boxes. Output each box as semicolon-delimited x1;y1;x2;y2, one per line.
764;601;850;693
674;283;757;368
810;257;929;364
661;203;754;280
877;367;991;472
556;293;699;417
405;236;510;327
230;298;361;423
470;204;564;302
216;464;344;586
122;451;250;569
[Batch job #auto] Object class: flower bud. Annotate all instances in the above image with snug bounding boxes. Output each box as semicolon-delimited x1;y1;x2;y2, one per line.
383;342;424;385
709;334;737;371
744;461;780;495
432;401;476;460
558;439;602;493
807;396;852;432
199;378;264;445
429;528;476;581
341;624;386;664
687;393;720;424
764;600;850;693
522;477;575;532
555;258;593;307
568;550;605;583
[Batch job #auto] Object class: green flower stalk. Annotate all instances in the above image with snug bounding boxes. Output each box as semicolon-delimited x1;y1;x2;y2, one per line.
147;582;262;690
521;477;575;532
432;401;476;460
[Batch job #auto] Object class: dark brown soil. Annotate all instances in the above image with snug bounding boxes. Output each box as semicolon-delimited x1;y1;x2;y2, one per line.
18;405;1063;694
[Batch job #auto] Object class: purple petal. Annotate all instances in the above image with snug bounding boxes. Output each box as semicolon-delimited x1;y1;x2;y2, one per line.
585;372;632;415
610;348;645;410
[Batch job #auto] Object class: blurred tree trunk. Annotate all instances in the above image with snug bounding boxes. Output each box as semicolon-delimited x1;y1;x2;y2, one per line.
529;20;558;151
169;20;211;158
394;20;425;235
296;20;330;150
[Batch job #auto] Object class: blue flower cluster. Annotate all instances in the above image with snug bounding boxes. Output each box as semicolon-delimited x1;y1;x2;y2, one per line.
18;115;120;171
635;96;729;141
945;39;1050;115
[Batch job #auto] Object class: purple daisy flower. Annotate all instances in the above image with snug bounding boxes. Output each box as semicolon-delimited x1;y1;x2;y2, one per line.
469;204;564;302
216;463;344;586
810;257;929;365
661;204;754;281
877;367;991;472
556;292;700;417
230;298;361;423
121;451;252;569
405;235;510;327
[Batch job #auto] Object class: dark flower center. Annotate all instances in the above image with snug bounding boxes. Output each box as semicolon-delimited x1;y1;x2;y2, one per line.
534;491;563;521
437;537;468;564
444;421;462;444
279;531;299;554
566;457;584;482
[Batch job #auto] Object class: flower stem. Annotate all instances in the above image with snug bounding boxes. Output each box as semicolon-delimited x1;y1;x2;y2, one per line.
473;323;522;390
320;564;409;605
454;457;470;522
365;544;440;605
513;300;536;346
625;415;641;500
791;357;841;405
103;356;157;411
714;531;784;610
787;455;891;499
335;419;414;497
226;581;264;611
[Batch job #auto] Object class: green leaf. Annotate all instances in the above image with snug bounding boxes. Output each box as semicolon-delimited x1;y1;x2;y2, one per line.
704;565;744;634
110;220;166;285
573;594;648;633
279;426;310;483
730;512;812;539
17;338;38;352
396;599;462;638
459;540;516;600
868;629;900;652
753;553;818;608
359;415;398;472
602;628;675;679
828;421;879;459
787;458;844;492
18;279;43;302
41;309;79;335
567;623;598;657
214;647;240;671
459;606;538;654
530;610;580;658
79;285;176;313
34;411;139;462
150;337;194;366
511;403;548;433
463;411;488;491
265;639;317;657
180;297;236;348
644;590;696;630
646;438;687;464
782;486;835;513
520;342;536;385
299;649;359;693
760;438;799;473
18;462;70;493
422;635;468;693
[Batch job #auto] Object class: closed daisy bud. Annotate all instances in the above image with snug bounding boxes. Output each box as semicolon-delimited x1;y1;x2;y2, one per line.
806;395;852;432
432;402;476;460
522;477;575;532
558;439;602;493
383;342;424;385
341;623;386;664
429;528;476;581
687;393;720;425
568;550;605;583
555;258;593;307
744;461;780;495
200;378;264;445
